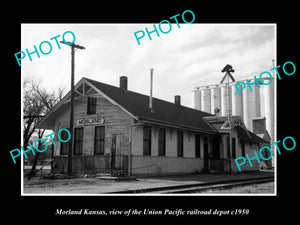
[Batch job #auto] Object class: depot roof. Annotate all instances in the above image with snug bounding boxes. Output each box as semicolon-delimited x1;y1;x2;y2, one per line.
203;116;270;144
38;77;215;134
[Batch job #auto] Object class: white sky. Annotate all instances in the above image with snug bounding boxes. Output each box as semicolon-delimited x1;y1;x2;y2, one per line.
21;23;275;108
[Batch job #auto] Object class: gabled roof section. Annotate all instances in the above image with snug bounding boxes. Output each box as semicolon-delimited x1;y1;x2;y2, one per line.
203;115;269;144
203;116;248;133
84;78;214;133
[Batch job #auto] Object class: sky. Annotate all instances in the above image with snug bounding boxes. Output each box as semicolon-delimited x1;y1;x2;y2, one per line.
21;23;275;108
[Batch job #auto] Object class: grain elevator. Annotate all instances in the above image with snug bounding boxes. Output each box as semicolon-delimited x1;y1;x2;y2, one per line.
193;77;275;166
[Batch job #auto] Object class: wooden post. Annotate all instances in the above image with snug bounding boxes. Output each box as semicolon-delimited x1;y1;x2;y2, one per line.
60;41;85;175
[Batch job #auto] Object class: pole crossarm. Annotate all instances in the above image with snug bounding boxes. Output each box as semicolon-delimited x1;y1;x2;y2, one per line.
60;41;85;50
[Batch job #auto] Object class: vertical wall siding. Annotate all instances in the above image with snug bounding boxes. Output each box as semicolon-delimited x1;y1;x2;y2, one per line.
52;95;132;174
131;125;210;175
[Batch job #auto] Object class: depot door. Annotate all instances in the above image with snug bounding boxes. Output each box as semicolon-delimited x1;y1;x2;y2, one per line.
110;135;122;174
204;142;209;171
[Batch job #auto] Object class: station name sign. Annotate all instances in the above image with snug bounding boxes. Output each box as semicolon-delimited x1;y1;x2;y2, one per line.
77;116;105;125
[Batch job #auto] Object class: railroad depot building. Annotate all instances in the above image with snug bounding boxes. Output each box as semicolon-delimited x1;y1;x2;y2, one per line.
38;76;270;176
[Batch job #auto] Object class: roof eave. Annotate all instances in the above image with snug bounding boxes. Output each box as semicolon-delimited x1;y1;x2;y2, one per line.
137;116;215;134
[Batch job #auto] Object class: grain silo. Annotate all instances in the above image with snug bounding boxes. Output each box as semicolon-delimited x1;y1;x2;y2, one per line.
262;77;275;142
231;84;243;117
254;82;261;118
200;88;211;112
220;85;230;116
242;80;260;131
193;88;201;110
264;78;275;166
210;86;221;115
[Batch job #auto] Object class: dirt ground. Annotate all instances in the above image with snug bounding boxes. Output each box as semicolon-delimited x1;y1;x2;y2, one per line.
23;170;274;195
24;177;118;194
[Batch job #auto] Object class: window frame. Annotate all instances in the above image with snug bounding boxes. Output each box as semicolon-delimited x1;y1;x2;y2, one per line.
241;141;245;157
60;128;70;155
158;128;166;156
94;126;105;155
195;134;201;158
177;131;184;157
232;137;236;159
226;136;231;158
73;127;83;155
143;125;152;156
87;97;97;115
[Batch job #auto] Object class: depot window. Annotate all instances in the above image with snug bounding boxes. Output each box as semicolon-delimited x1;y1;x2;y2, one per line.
232;137;236;158
87;97;96;115
74;127;83;155
60;128;70;155
94;126;105;155
195;134;201;158
143;125;152;156
177;131;184;157
158;128;166;156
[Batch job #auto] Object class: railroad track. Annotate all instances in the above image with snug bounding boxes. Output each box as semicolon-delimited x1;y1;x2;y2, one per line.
109;176;274;194
156;177;274;194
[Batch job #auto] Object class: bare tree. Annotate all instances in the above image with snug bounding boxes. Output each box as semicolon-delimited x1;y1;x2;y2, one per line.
23;79;44;151
23;79;64;179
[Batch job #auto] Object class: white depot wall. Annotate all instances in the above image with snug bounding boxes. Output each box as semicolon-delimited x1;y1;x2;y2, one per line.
131;126;198;158
130;125;206;175
131;156;204;175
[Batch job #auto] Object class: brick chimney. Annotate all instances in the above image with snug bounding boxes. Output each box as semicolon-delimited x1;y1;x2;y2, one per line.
174;95;181;105
120;76;128;90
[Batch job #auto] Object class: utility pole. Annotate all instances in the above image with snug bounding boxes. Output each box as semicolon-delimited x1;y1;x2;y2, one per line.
60;41;85;175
